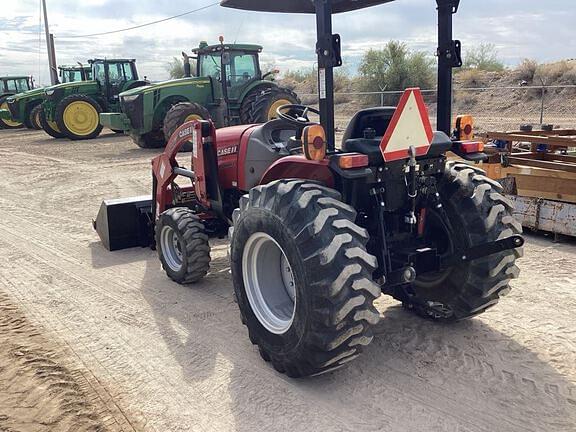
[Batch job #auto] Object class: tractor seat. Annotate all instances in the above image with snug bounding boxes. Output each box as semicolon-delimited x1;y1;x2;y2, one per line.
342;107;453;164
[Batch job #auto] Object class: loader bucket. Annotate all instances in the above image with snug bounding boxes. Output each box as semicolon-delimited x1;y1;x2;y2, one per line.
93;196;154;251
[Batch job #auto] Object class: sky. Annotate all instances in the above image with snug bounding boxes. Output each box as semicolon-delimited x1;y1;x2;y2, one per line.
0;0;573;86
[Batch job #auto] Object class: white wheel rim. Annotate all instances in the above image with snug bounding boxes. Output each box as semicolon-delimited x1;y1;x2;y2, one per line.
161;225;183;272
242;232;296;334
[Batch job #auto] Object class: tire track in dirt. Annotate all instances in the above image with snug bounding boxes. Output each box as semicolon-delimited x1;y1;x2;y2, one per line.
0;291;134;432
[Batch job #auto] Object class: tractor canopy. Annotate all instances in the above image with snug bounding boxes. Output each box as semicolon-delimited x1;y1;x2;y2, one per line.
220;0;396;13
193;42;262;55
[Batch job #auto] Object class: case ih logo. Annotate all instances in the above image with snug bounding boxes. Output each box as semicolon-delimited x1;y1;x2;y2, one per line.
178;126;195;139
217;145;238;157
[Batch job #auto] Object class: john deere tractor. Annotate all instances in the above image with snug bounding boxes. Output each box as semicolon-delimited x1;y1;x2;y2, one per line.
100;40;299;149
2;65;91;131
0;76;34;129
40;59;147;140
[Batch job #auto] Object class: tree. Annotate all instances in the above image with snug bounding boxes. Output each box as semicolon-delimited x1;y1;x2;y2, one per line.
166;57;186;79
358;41;435;105
463;43;505;72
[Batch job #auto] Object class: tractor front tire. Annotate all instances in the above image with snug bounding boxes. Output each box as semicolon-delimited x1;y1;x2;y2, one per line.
230;180;381;377
56;94;103;140
403;162;523;321
39;107;66;139
156;208;211;284
240;87;300;124
28;104;43;130
133;131;164;149
0;97;23;129
163;102;211;152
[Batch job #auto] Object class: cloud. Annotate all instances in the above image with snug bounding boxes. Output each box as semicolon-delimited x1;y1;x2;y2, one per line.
0;0;573;86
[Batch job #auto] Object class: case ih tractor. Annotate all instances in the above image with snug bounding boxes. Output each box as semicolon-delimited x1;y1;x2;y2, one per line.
0;76;34;129
99;40;299;149
40;59;147;140
95;0;523;378
1;65;92;131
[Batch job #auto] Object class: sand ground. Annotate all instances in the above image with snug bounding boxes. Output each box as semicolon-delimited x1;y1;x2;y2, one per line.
0;128;574;432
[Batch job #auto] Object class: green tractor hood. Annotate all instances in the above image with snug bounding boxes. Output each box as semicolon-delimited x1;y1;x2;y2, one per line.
119;77;212;98
45;80;96;94
7;87;46;103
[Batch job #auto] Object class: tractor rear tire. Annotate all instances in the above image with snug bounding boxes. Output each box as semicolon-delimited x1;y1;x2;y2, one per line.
28;104;43;130
133;131;164;149
240;87;300;124
0;97;23;129
55;94;103;140
156;207;211;284
230;180;381;377
39;106;66;139
402;161;523;321
163;102;211;152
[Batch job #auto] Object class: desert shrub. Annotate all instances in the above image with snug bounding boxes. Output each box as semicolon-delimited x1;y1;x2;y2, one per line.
458;69;486;87
463;43;505;72
358;40;435;106
516;59;539;82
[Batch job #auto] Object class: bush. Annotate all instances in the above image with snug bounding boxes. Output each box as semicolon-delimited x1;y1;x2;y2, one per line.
516;59;539;82
458;69;486;87
463;43;505;72
357;41;435;106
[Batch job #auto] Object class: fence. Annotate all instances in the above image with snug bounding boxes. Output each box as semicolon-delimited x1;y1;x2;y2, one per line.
300;84;576;134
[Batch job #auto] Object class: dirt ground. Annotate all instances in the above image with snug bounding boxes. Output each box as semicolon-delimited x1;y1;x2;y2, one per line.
0;127;575;432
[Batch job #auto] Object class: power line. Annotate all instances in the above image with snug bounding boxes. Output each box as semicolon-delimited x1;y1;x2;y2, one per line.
57;2;219;39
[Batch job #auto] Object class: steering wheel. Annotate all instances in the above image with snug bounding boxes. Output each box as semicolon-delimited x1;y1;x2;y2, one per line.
276;104;320;127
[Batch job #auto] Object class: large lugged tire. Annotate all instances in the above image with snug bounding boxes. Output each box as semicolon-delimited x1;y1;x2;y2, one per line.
404;161;523;321
39;106;66;139
156;208;211;284
163;102;211;143
55;94;103;140
240;86;300;124
230;180;381;377
28;104;43;130
133;131;164;149
0;97;23;129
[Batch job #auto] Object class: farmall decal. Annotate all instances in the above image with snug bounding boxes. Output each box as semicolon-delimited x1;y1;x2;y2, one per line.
217;145;238;157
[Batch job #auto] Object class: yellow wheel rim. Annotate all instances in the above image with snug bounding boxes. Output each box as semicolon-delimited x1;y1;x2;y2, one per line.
268;99;292;120
34;111;41;129
184;113;203;122
63;101;99;136
1;102;22;127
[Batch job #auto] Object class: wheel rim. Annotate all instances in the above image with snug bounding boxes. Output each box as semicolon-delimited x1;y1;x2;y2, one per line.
1;102;21;127
267;99;292;120
63;101;99;136
184;113;203;122
242;232;296;334
160;225;184;272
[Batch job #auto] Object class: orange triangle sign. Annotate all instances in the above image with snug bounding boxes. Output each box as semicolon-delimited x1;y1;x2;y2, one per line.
380;88;434;162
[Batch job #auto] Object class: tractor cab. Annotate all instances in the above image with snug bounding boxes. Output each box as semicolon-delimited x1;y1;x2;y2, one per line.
59;65;92;83
0;76;33;98
89;59;141;103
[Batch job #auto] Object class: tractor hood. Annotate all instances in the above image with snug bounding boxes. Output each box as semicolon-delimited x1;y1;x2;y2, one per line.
7;87;45;102
220;0;396;13
119;77;212;97
44;80;95;94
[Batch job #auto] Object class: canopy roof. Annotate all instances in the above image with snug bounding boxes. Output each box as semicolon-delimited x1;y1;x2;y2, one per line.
220;0;396;14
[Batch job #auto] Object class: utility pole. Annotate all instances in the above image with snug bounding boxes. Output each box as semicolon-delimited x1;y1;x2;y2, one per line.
42;0;59;84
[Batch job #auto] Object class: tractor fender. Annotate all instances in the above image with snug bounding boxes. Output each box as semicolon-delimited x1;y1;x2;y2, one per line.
259;156;335;188
237;80;275;103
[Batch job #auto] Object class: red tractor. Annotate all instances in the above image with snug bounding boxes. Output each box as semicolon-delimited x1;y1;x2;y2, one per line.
95;0;523;378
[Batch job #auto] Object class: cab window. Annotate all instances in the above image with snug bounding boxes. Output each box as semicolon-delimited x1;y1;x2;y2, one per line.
200;54;221;79
61;70;83;83
5;78;29;92
228;53;258;85
108;62;135;83
93;63;106;85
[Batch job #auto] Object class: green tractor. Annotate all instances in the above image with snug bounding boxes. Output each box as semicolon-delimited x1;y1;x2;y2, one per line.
0;76;34;129
2;65;92;131
100;40;300;149
41;59;148;140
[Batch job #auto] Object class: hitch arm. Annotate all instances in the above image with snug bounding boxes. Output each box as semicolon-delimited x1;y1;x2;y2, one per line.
442;235;524;268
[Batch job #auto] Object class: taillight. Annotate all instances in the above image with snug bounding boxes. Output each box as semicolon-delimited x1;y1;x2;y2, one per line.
459;141;485;153
455;115;474;140
337;153;369;169
302;125;327;161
